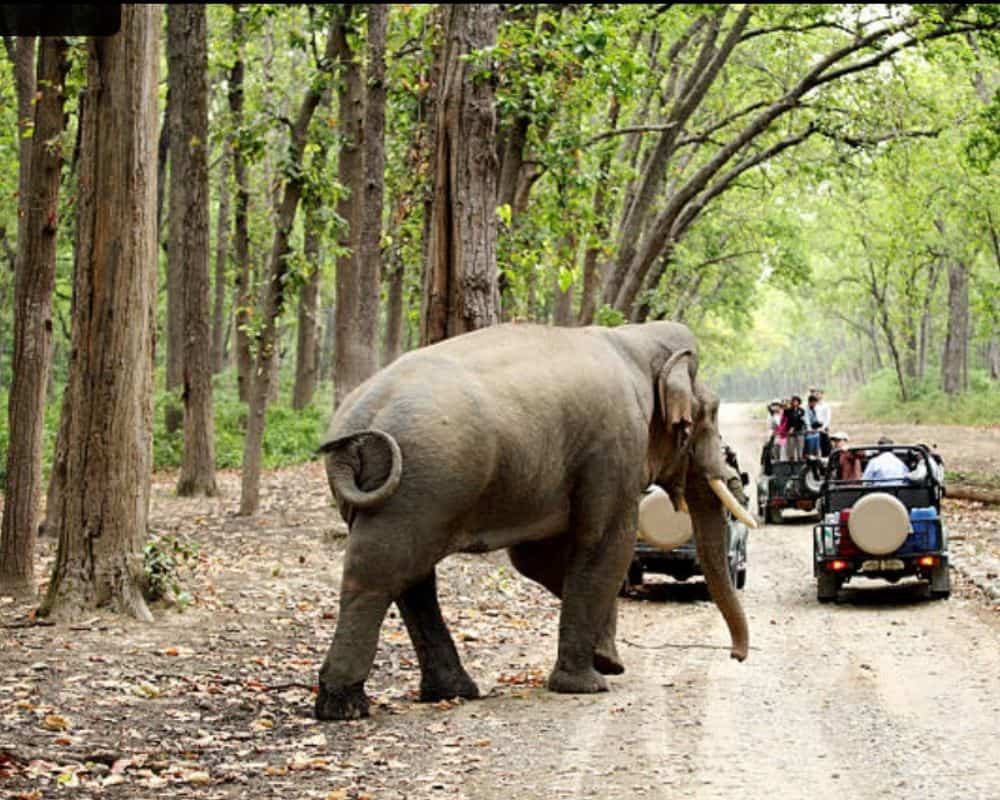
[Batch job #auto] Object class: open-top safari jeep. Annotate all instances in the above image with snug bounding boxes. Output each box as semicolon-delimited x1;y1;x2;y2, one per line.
757;455;825;524
625;445;752;592
812;443;949;603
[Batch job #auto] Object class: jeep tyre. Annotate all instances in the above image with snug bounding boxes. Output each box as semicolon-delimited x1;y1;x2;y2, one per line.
817;572;841;603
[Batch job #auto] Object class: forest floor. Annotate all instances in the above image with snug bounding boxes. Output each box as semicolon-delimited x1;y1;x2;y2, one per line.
2;404;999;799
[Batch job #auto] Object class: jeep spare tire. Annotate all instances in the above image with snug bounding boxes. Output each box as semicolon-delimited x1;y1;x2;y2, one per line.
847;493;910;555
799;463;823;497
638;486;693;551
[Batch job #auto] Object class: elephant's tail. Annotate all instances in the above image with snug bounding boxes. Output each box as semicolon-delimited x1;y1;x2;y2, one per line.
318;429;402;510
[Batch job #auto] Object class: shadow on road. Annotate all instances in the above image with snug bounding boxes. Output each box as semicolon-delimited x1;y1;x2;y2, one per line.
621;579;713;604
830;578;937;609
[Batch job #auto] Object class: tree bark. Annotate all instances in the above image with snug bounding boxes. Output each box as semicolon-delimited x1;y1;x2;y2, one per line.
332;5;365;408
239;23;338;516
10;37;36;255
292;215;322;410
0;37;68;600
168;5;216;497
942;258;970;395
421;4;500;346
165;70;183;390
382;252;405;366
355;4;388;382
228;5;252;403
211;144;231;373
40;5;161;622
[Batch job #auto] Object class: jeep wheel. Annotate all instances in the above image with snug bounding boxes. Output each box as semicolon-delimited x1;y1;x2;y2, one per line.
736;568;747;590
817;572;840;603
766;505;783;525
930;559;951;600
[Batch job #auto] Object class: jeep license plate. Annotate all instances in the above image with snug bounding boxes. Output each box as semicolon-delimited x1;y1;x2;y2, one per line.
860;559;905;572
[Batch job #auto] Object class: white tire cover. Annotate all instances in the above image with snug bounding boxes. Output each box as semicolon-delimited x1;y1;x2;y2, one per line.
638;486;693;551
847;493;910;555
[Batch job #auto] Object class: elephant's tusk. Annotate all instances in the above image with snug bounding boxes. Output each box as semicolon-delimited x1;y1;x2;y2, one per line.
708;478;758;530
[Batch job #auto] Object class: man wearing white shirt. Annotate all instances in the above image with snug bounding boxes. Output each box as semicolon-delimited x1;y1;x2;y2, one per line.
814;389;832;455
862;437;908;484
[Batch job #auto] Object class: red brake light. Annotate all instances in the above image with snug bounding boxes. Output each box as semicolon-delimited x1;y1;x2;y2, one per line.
830;559;850;571
917;556;937;567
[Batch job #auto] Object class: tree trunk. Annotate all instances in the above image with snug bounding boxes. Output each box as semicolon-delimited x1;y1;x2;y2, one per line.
292;217;322;410
211;144;231;373
941;259;970;395
332;5;365;407
11;37;36;255
321;303;336;382
229;6;252;403
40;5;161;622
355;4;388;381
156;98;169;236
382;254;405;366
0;37;68;600
421;4;500;346
239;24;338;516
168;5;216;497
165;70;183;390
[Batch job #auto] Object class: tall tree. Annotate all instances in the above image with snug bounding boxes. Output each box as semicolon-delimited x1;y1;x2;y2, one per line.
421;4;501;345
6;37;36;257
0;37;69;599
942;258;971;395
356;4;388;373
168;4;216;497
228;5;252;403
211;145;231;374
41;4;161;621
331;5;365;408
239;20;338;515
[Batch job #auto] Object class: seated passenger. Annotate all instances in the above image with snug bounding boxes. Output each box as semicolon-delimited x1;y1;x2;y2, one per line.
829;432;861;481
862;436;908;484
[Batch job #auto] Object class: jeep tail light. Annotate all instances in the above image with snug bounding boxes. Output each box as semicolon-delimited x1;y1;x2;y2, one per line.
917;555;937;567
829;559;850;572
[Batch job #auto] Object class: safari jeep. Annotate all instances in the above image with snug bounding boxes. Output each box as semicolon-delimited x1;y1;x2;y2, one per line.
812;443;949;602
625;447;752;592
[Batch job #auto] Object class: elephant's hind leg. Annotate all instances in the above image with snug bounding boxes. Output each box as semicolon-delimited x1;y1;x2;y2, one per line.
397;570;480;703
509;537;624;676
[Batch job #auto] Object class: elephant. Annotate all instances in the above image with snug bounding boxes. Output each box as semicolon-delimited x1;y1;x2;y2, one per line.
315;320;755;721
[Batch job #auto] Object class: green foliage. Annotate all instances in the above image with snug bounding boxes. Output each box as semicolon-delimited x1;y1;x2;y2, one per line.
142;533;199;608
153;377;326;472
857;369;1000;425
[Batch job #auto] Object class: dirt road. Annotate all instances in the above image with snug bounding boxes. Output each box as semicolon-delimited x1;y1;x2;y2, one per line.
4;404;1000;799
421;403;1000;800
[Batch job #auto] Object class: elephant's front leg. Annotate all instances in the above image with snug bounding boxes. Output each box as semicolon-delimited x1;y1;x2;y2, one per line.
396;570;480;702
509;537;624;675
548;517;635;694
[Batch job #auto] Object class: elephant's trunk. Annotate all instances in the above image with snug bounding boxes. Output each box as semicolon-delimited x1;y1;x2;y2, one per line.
688;474;749;661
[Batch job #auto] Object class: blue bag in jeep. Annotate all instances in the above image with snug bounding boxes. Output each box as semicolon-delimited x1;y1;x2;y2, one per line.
900;506;939;553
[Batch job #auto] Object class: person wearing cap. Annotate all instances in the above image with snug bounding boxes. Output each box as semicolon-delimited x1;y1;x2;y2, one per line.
766;399;785;460
829;431;861;480
862;436;908;484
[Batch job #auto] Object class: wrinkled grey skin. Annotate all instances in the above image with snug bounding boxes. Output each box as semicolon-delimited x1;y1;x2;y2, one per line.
315;321;748;721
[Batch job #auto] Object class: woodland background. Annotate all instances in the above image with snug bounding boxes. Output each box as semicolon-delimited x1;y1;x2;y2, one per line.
0;4;998;611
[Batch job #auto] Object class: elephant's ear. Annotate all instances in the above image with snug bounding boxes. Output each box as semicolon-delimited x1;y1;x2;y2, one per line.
657;349;695;438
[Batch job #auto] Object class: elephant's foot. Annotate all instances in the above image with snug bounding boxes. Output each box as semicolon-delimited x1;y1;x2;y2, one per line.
419;669;481;703
547;665;609;694
315;681;369;721
593;646;625;675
